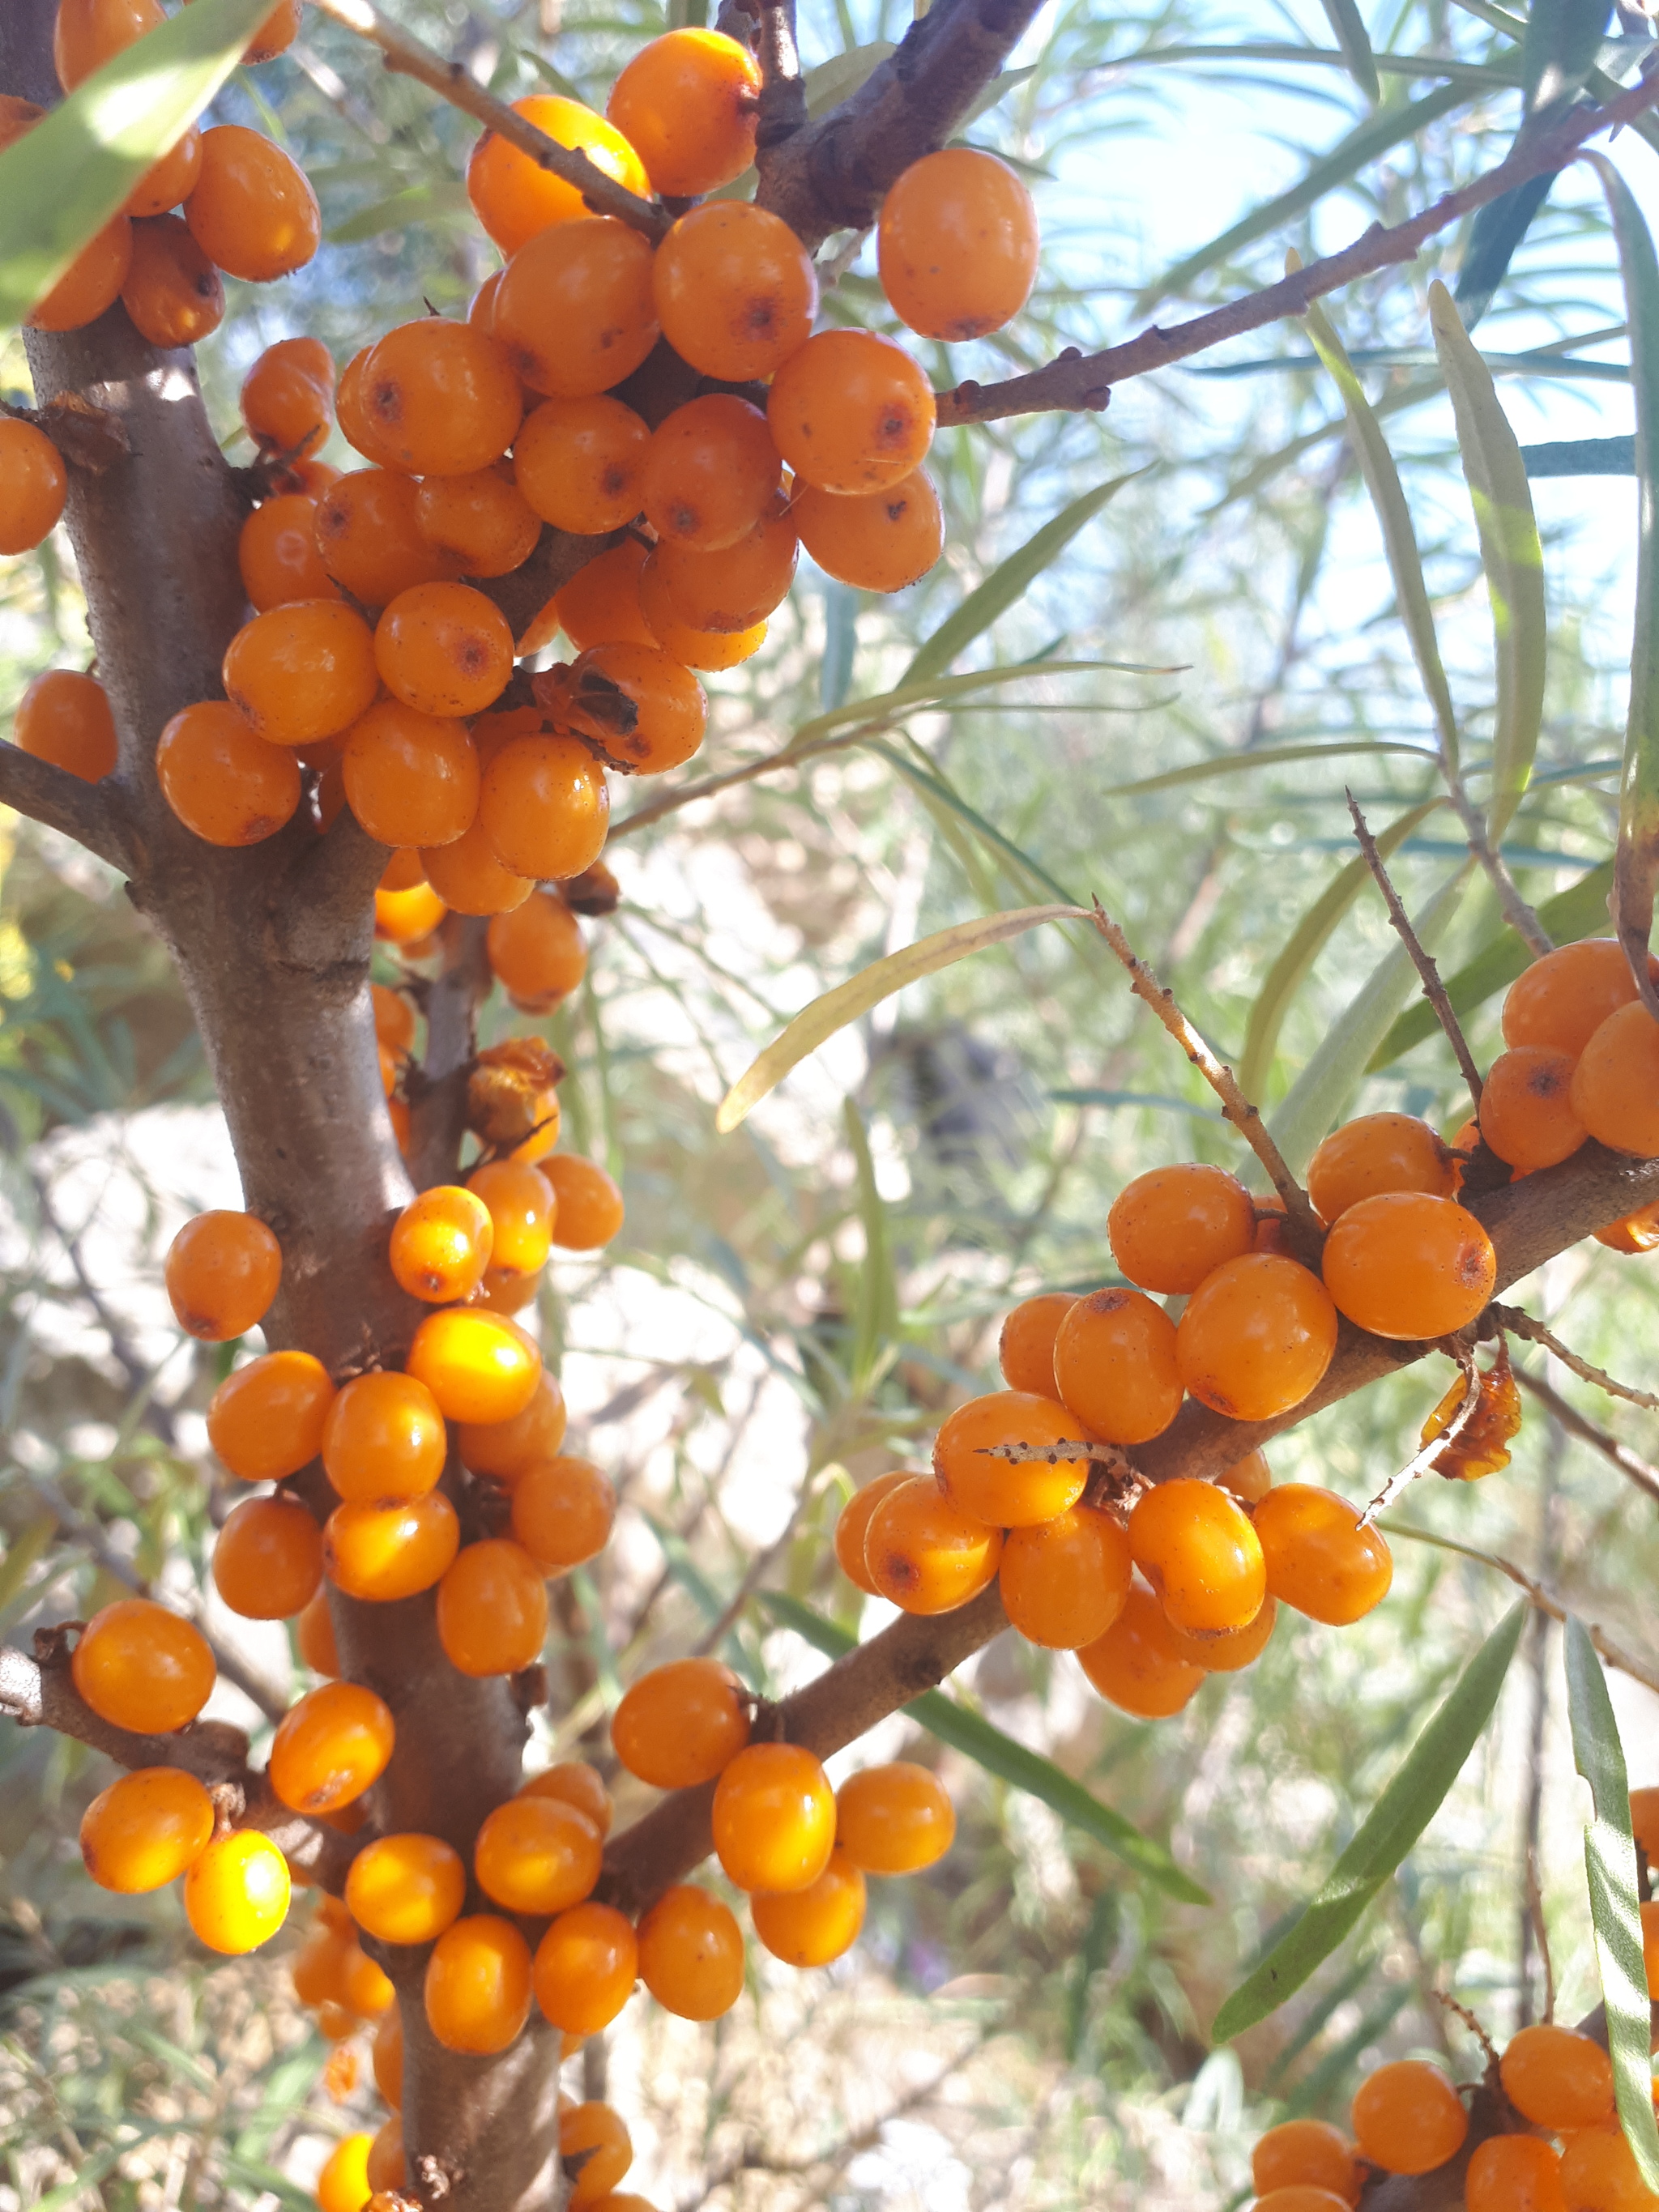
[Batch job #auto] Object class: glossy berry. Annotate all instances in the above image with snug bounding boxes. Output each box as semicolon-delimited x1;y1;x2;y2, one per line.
636;1884;745;2021
560;2101;633;2210
420;821;533;918
1128;1479;1265;1634
156;700;301;846
436;1537;549;1677
554;539;656;652
792;471;945;594
834;1762;955;1874
185;1830;291;1954
73;1599;215;1733
325;1493;460;1601
80;1767;214;1893
1465;2135;1567;2212
998;1505;1131;1648
125;125;203;219
1107;1162;1256;1294
467;1160;555;1278
864;1472;1004;1614
1322;1191;1495;1339
487;892;588;1012
1501;2022;1616;2128
1166;1593;1278;1674
878;149;1039;340
1252;1483;1391;1623
238;494;339;611
514;396;649;535
1218;1448;1273;1505
612;1656;750;1788
120;215;224;347
652;202;817;383
375;582;513;719
424;1913;533;2054
714;1741;836;1894
641;396;781;559
407;1306;542;1424
1635;1785;1659;1863
1503;936;1659;1056
27;215;132;335
466;96;650;256
534;1903;638;2036
14;668;116;781
769;330;936;495
557;641;706;774
416;467;542;578
360;319;522;478
1597;1199;1659;1253
522;1760;612;1835
1307;1111;1456;1223
1480;1046;1587;1170
542;1155;625;1249
656;501;798;635
474;1792;601;1915
373;982;417;1055
454;1368;568;1481
241;336;334;459
1076;1582;1206;1719
389;1185;494;1305
316;2134;374;2212
376;877;449;945
343;701;480;850
1175;1253;1338;1421
493;219;659;400
1350;2058;1466;2175
1558;2129;1657;2212
224;600;378;748
185;126;319;282
996;1293;1077;1397
752;1847;866;1968
269;1681;394;1813
53;0;162;88
164;1209;280;1341
211;1494;322;1620
1052;1287;1182;1445
208;1349;335;1482
294;1588;339;1676
932;1388;1090;1525
833;1471;911;1596
1251;2119;1359;2203
322;1370;447;1503
1572;1000;1659;1156
510;1455;616;1573
316;469;459;607
608;29;759;194
238;0;303;64
345;1831;466;1946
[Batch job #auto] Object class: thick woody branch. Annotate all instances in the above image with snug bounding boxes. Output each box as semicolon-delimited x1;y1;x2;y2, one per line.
275;806;390;974
478;523;620;650
0;741;136;874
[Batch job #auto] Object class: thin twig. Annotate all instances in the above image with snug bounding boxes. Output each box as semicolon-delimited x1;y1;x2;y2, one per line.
1435;769;1554;961
1525;1848;1556;2027
1359;1349;1479;1526
1492;1302;1659;1412
1511;1362;1659;1506
1433;1989;1499;2071
1087;899;1324;1242
1349;792;1485;1108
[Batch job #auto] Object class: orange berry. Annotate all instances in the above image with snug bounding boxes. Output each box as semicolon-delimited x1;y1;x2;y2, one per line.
1465;2135;1567;2212
636;1884;744;2020
1218;1447;1273;1504
342;1940;395;2018
834;1762;955;1874
1307;1111;1456;1223
514;395;649;535
235;0;303;63
407;1306;542;1424
1504;937;1659;1056
466;96;650;257
185;1830;291;1953
1321;1191;1495;1339
1350;2059;1466;2176
416;467;541;578
932;1388;1090;1525
1166;1592;1278;1673
164;1208;281;1340
209;1348;335;1481
1254;1482;1392;1624
316;2133;374;2212
373;982;417;1055
752;1847;866;1968
541;1154;625;1248
241;335;334;458
522;1761;612;1836
72;1598;215;1733
1128;1478;1265;1635
1107;1162;1257;1294
467;1160;554;1278
637;554;766;671
878;149;1038;341
1479;1045;1586;1170
494;219;659;399
54;0;162;88
1000;1503;1132;1648
156;699;301;846
324;1492;460;1601
269;1681;394;1813
80;1767;214;1893
322;1370;447;1503
1572;1001;1659;1156
1635;1787;1659;1862
510;1455;616;1573
1502;2022;1616;2129
343;703;484;850
28;215;132;334
832;1470;911;1596
561;641;707;774
436;1537;548;1676
1644;1897;1659;1988
124;124;203;218
295;1588;339;1676
652;202;817;383
316;468;459;607
185;126;319;282
534;1903;638;2036
335;344;400;470
454;1368;568;1482
239;494;339;611
424;1913;532;2053
560;2100;633;2210
1597;1200;1659;1254
1052;1288;1182;1446
1559;2128;1658;2212
641;394;781;555
865;1472;1004;1613
14;667;116;782
713;1741;834;1894
372;2006;403;2107
346;1831;465;1946
768;330;935;495
387;1184;494;1305
1076;1582;1206;1719
420;821;533;918
792;470;944;593
612;1656;752;1789
554;539;656;651
996;1293;1077;1396
608;30;760;196
0;420;68;554
211;1494;322;1620
376;878;449;945
475;1792;601;1914
360;320;522;478
1175;1252;1337;1420
1252;2119;1359;2202
374;581;513;719
484;886;590;1011
1250;2193;1353;2212
224;600;378;748
656;501;798;635
119;212;223;347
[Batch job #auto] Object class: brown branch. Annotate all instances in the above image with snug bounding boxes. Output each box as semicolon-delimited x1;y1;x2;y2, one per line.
407;914;492;1192
934;70;1659;428
0;741;136;874
1491;1302;1659;1411
753;0;808;151
1349;793;1484;1109
275;805;389;974
474;523;620;648
1512;1362;1659;1506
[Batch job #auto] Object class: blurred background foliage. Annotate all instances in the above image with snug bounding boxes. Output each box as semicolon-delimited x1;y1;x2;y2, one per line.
3;0;1659;2203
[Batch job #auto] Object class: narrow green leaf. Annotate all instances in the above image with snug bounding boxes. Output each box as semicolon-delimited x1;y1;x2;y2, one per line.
326;181;471;245
1564;1617;1659;2189
1584;155;1659;1007
804;42;898;117
1315;0;1381;102
0;0;279;330
1428;281;1547;839
0;1511;58;1620
1213;1604;1525;2040
902;475;1141;688
715;904;1085;1133
1523;435;1636;476
1096;738;1428;802
758;1591;1209;1903
864;736;1084;906
843;1098;898;1392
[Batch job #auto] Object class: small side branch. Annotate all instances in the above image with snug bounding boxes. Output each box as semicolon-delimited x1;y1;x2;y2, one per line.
753;0;808;150
1349;792;1484;1109
1358;1348;1478;1526
0;743;136;875
1512;1362;1659;1507
1491;1302;1659;1412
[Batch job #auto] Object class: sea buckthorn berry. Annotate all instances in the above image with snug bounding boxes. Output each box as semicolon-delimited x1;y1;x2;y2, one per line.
239;494;339;611
535;1904;638;2037
642;395;782;555
1250;2193;1352;2212
1504;936;1659;1056
1077;1582;1207;1718
1175;1253;1338;1421
1502;2022;1616;2129
335;346;401;470
372;2007;403;2108
376;877;449;945
1465;2136;1567;2212
562;641;707;774
1052;1288;1183;1446
15;668;116;782
541;1154;625;1248
769;330;936;496
475;1792;601;1914
470;1037;564;1163
73;1599;215;1733
1252;2119;1359;2203
514;396;649;535
637;555;767;673
1217;1448;1273;1505
346;1831;466;1946
1128;1478;1265;1635
455;1369;568;1481
361;320;523;479
343;1941;395;2019
0;419;68;554
522;1760;612;1836
554;539;655;652
833;1471;911;1596
120;214;223;347
1321;1191;1495;1340
389;1184;495;1305
996;1293;1077;1396
878;148;1039;340
224;601;378;748
608;30;760;195
467;96;650;257
28;206;133;332
211;1494;322;1620
316;2133;373;2212
436;1537;549;1677
235;0;303;63
157;700;301;846
164;1209;281;1340
316;469;459;606
1559;2129;1657;2212
560;2100;633;2210
932;1389;1090;1525
487;891;588;1012
408;1306;543;1424
343;701;481;850
425;1914;532;2054
1166;1593;1278;1673
241;336;334;459
835;1762;956;1875
510;1455;616;1573
1107;1162;1257;1294
752;1847;866;1968
185;126;319;282
125;125;203;218
612;1657;751;1788
53;0;162;87
1644;1897;1659;1987
1307;1111;1456;1222
1350;2058;1466;2175
1635;1786;1659;1863
322;1370;447;1503
375;582;513;719
792;471;945;594
1572;1000;1659;1156
494;219;659;399
295;1588;338;1676
1253;1483;1391;1623
657;502;799;634
865;1472;1004;1613
269;1681;394;1813
652;202;817;383
373;982;416;1055
324;1492;460;1601
467;1161;555;1277
185;1830;290;1954
714;1742;836;1894
80;1767;214;1894
415;466;542;581
637;1884;745;2020
420;822;534;918
209;1349;335;1481
1420;1352;1521;1481
1598;1199;1659;1253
